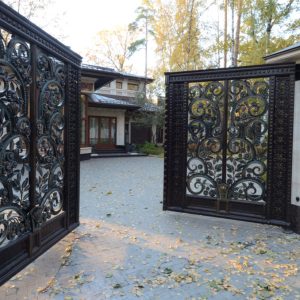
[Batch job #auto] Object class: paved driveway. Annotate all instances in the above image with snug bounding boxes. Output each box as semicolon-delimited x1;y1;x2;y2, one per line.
1;157;300;299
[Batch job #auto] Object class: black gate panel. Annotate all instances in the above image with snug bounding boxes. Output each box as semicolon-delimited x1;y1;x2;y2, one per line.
0;3;81;285
164;64;295;226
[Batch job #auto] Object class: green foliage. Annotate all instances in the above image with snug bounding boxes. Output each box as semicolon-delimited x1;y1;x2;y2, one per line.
238;0;300;65
138;142;164;156
143;0;203;73
131;92;165;130
128;39;146;54
140;0;299;92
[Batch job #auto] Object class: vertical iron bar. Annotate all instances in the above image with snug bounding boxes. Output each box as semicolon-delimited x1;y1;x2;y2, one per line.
29;44;37;211
64;64;70;229
221;80;229;184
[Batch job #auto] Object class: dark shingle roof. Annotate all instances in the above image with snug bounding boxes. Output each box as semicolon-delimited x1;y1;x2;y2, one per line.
81;64;117;73
264;42;300;60
80;64;154;88
118;71;154;83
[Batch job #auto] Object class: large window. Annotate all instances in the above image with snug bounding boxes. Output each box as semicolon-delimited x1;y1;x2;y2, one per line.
89;116;116;147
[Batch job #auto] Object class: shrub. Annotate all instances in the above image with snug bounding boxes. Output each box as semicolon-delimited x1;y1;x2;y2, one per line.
139;142;164;156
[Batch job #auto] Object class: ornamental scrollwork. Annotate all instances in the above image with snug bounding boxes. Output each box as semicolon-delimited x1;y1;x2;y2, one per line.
187;81;224;198
0;30;31;247
186;78;269;204
0;207;29;247
32;49;65;228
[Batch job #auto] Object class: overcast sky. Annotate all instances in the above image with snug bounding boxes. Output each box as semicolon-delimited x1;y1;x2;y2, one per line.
38;0;151;75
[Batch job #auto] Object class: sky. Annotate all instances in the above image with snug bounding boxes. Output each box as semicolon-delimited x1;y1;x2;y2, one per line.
55;0;141;50
37;0;153;76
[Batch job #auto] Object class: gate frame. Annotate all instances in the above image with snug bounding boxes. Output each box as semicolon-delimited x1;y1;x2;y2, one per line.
164;63;297;230
0;3;81;285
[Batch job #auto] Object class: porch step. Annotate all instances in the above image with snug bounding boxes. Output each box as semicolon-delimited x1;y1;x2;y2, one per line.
92;147;126;155
90;152;147;158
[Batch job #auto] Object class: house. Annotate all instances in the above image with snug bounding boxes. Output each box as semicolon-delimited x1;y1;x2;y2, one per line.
80;64;156;160
265;42;300;231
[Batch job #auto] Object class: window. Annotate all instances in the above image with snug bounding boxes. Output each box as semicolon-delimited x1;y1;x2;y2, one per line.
89;117;117;147
128;82;139;91
80;95;88;146
116;81;123;89
81;82;94;91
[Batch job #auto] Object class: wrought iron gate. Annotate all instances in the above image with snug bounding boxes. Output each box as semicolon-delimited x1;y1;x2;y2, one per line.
164;64;295;225
0;3;81;284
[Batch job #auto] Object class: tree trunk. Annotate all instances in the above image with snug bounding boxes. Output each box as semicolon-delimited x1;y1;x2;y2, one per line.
231;0;235;66
144;13;148;99
186;0;195;70
234;0;243;66
224;0;228;68
217;4;221;67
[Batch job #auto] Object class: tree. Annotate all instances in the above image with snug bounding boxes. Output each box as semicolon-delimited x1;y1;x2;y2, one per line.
142;0;204;73
234;0;243;66
2;0;67;42
3;0;52;20
129;6;155;97
84;27;139;72
238;0;299;65
224;0;228;67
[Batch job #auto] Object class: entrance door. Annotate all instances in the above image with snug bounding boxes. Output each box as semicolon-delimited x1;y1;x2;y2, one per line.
89;117;116;149
0;2;80;285
164;64;295;225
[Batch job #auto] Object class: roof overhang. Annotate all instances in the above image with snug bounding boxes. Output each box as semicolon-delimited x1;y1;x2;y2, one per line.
81;65;120;89
264;43;300;64
264;44;300;80
84;92;140;111
119;73;154;84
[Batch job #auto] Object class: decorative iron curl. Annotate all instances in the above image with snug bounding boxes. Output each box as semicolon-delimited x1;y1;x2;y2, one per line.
6;37;31;85
187;157;207;174
228;178;265;202
0;207;28;246
186;173;218;197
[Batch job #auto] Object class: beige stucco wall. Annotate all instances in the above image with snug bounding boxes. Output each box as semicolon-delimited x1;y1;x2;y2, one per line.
99;78;145;98
87;107;126;146
292;80;300;206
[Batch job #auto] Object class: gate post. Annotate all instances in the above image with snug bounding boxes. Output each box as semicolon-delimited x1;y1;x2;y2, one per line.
268;74;295;225
64;64;81;229
164;78;188;210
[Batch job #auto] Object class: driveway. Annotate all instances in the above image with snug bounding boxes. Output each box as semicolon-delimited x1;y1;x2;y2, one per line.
1;157;300;299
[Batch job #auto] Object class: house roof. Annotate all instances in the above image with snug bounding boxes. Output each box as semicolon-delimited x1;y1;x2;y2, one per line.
264;42;300;66
84;93;140;110
118;71;154;83
81;64;154;88
81;64;120;89
264;42;300;60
